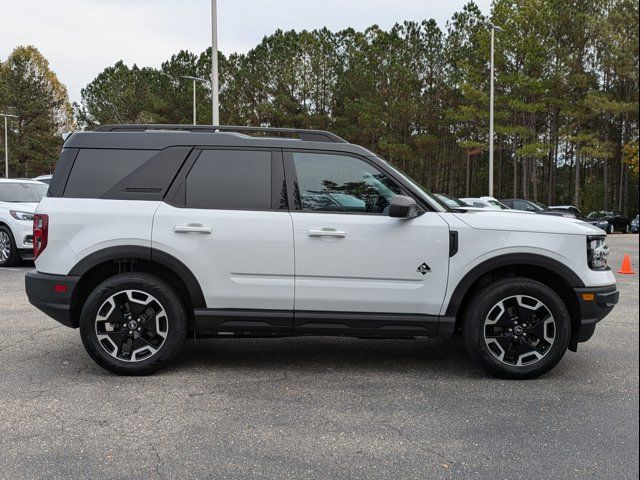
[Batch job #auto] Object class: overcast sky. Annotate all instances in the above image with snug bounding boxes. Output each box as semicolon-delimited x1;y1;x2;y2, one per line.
1;0;491;104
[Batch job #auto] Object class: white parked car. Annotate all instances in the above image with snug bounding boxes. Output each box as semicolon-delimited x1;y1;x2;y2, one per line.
461;196;511;210
32;174;53;185
25;125;618;379
0;179;48;266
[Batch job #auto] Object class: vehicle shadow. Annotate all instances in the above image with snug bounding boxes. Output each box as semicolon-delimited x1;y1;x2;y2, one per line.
168;335;485;379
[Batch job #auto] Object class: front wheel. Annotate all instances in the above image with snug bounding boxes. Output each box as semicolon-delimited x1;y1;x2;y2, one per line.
463;277;571;379
79;273;187;375
0;226;20;267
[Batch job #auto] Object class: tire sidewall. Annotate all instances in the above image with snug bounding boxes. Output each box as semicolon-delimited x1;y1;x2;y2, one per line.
79;273;187;375
0;226;19;267
464;278;571;379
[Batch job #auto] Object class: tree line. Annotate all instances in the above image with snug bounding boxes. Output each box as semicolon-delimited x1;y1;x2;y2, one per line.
2;0;639;214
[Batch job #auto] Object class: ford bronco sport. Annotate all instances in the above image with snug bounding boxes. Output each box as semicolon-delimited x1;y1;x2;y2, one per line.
25;125;619;378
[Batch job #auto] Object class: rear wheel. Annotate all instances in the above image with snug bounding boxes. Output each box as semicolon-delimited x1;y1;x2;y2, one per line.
79;273;187;375
0;226;20;267
463;277;571;379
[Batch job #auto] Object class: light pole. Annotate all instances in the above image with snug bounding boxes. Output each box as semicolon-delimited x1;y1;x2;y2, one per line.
180;76;209;125
211;0;220;126
481;21;504;197
0;113;18;179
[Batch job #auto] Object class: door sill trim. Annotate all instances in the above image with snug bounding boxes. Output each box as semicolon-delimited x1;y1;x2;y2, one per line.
194;308;455;337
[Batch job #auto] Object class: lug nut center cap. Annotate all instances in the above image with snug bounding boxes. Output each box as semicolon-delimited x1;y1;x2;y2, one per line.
128;320;138;330
514;326;524;335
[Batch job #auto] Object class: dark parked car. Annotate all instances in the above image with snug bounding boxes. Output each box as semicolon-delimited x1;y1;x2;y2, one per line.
501;199;574;218
631;215;639;233
550;205;584;218
586;211;630;234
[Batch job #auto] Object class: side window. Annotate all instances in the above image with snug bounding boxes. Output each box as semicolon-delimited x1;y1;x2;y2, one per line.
513;200;530;211
292;152;401;214
186;150;271;210
63;149;156;198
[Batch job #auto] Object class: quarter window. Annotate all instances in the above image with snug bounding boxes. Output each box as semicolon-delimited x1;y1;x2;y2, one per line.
292;152;401;214
186;150;272;210
64;149;155;198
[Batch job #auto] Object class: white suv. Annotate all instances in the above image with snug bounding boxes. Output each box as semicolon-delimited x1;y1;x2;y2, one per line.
25;125;619;378
0;179;48;266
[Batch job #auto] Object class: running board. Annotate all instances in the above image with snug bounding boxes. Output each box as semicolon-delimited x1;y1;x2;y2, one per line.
194;309;455;338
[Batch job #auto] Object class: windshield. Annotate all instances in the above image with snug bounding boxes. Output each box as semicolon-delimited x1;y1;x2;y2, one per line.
435;193;468;208
0;182;48;203
532;200;550;210
588;211;613;219
488;200;510;210
373;157;449;211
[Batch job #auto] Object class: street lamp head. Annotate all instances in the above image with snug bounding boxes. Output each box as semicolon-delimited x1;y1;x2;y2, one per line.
180;75;209;83
480;20;504;32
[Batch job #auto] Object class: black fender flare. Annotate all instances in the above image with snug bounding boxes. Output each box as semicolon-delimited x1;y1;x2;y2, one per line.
68;245;206;308
444;253;585;317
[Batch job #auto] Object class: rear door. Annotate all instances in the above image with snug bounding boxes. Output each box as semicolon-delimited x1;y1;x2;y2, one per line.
285;150;451;335
152;148;294;333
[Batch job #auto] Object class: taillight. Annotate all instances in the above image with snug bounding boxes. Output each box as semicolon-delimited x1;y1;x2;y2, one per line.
33;214;49;259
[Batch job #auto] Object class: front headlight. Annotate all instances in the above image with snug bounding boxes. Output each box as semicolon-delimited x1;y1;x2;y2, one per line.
587;236;609;270
9;210;35;222
597;221;609;228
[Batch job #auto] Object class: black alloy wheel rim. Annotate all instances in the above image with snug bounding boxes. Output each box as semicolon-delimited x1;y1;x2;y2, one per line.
95;290;169;362
483;295;556;367
0;231;11;264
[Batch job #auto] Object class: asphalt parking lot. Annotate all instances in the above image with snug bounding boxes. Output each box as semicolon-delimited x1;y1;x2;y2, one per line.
0;235;638;479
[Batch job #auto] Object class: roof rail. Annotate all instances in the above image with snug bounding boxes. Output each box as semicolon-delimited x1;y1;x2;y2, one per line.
94;124;348;143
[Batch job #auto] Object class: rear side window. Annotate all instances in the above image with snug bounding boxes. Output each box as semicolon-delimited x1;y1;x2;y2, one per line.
185;150;272;210
64;149;156;198
61;147;190;200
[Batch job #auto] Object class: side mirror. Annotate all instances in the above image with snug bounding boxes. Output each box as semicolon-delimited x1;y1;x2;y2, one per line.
389;195;420;218
526;206;536;212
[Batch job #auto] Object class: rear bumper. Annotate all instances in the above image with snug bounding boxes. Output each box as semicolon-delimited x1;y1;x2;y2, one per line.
573;284;619;344
25;271;80;328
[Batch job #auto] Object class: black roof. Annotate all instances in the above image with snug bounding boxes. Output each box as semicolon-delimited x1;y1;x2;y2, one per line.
65;125;374;157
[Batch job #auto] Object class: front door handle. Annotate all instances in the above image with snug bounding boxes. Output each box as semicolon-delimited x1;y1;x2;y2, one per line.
174;224;213;234
308;228;346;238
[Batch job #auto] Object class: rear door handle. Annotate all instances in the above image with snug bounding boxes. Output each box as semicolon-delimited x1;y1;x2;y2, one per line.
308;228;346;238
174;224;213;234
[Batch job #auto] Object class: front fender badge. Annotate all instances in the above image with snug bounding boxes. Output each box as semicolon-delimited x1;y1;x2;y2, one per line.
417;263;431;275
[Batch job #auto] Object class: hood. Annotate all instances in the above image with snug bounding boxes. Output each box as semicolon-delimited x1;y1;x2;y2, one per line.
0;201;38;213
453;209;604;236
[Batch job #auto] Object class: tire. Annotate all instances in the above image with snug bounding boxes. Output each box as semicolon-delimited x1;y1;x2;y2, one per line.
0;226;20;267
463;277;571;379
79;272;187;375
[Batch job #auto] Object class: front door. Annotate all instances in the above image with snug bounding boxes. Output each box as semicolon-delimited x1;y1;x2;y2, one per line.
286;151;451;335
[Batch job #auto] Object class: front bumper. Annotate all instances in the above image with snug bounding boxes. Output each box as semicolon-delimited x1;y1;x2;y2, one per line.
13;220;34;249
572;284;619;346
25;271;80;328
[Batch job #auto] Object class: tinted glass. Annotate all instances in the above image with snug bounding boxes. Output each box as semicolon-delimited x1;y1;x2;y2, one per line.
514;200;537;211
0;182;48;202
293;152;401;214
64;149;156;198
186;150;271;210
488;200;509;210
